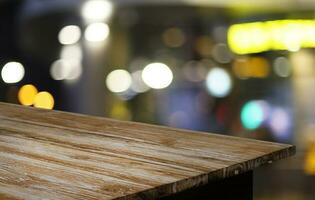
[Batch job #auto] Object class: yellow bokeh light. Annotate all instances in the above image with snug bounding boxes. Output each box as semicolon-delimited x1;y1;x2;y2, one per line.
33;91;54;110
305;147;315;175
228;22;270;54
228;19;315;54
18;84;38;106
250;57;270;78
110;101;132;120
232;57;270;79
195;36;213;56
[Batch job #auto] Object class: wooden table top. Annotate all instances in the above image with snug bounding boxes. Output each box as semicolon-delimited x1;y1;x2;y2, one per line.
0;103;295;200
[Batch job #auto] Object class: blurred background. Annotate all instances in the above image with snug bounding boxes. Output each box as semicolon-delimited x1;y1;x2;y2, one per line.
1;0;315;199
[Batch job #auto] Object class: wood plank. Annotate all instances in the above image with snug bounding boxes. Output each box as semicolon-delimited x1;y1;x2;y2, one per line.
0;103;295;200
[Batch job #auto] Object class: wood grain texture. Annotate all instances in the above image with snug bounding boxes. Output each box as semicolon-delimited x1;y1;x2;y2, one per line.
0;102;295;200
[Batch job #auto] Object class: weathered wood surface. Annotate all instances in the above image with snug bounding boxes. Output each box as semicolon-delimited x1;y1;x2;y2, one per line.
0;102;295;200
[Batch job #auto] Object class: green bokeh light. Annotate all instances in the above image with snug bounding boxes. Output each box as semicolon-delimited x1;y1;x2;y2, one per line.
241;101;264;130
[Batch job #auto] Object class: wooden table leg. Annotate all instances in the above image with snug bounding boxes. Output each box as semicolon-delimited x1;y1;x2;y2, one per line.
160;171;253;200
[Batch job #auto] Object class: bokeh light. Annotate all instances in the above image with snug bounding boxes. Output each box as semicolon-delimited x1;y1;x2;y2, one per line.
290;50;314;77
211;43;233;64
228;19;315;54
241;100;265;130
305;147;315;175
273;57;291;77
228;22;270;54
65;60;83;81
82;0;113;22
130;70;150;93
249;57;270;78
233;57;270;79
232;58;249;79
258;100;271;122
110;101;132;120
195;36;213;57
50;59;69;80
269;108;290;139
60;45;83;61
84;23;110;42
1;61;25;84
33;91;54;110
182;61;207;82
142;62;173;89
58;25;81;45
205;67;232;98
162;27;186;48
18;84;38;106
106;69;132;93
50;59;82;81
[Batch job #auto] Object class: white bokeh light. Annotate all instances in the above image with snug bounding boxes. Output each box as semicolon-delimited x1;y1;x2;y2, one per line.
106;69;132;93
82;0;113;22
60;45;83;61
206;67;232;98
131;70;150;93
66;60;83;80
50;59;82;81
50;59;69;80
84;23;110;42
58;25;81;45
273;57;291;77
142;63;173;89
1;62;25;84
